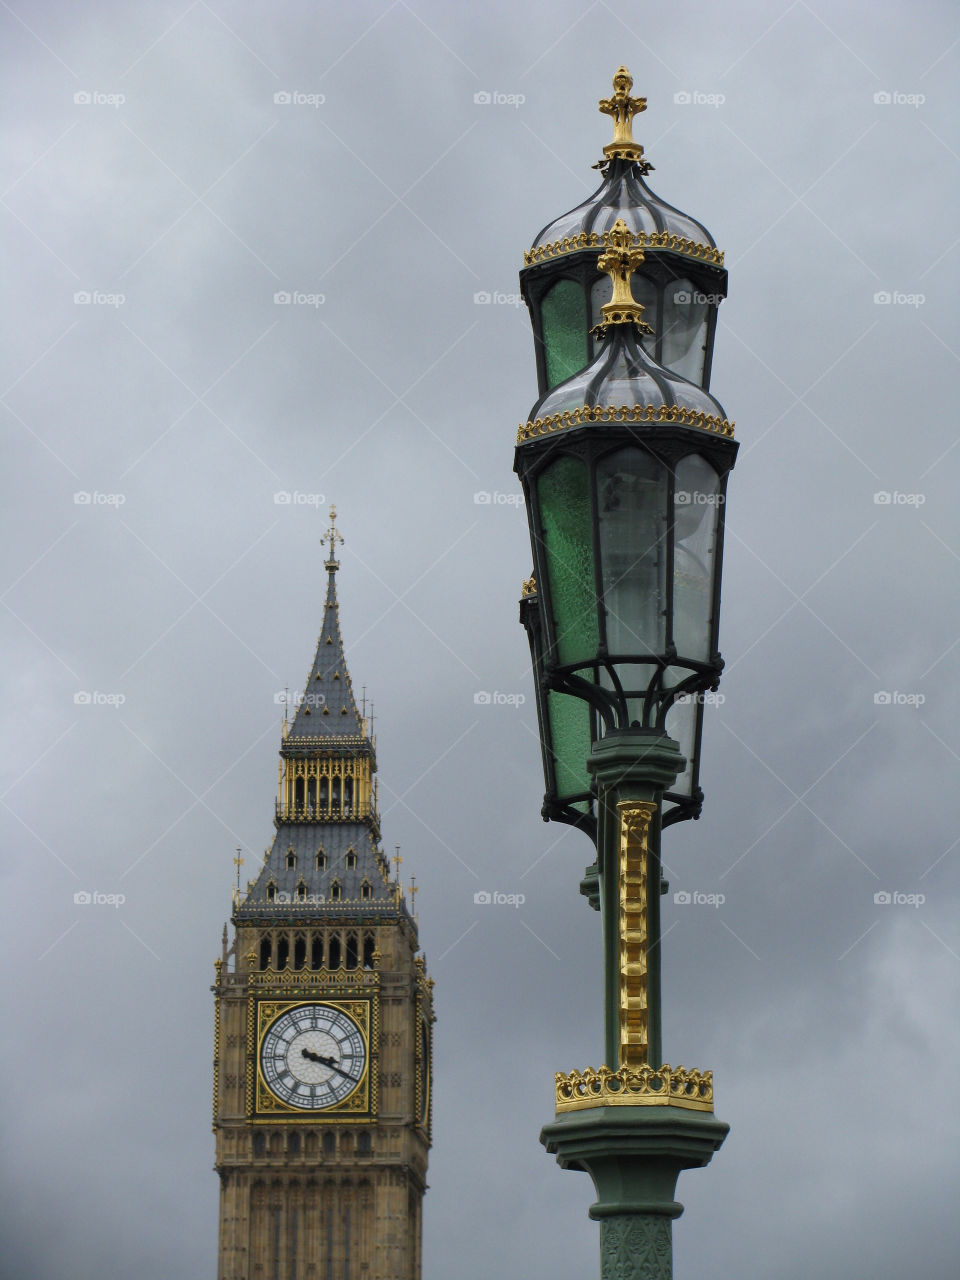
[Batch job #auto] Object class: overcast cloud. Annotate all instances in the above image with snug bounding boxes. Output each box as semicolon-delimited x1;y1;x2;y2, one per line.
2;2;958;1277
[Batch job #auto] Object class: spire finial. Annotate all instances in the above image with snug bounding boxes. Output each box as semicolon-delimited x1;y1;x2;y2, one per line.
598;66;653;172
592;219;655;339
324;504;344;570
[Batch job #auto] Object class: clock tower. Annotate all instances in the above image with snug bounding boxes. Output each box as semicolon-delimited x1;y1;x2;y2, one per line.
213;509;433;1280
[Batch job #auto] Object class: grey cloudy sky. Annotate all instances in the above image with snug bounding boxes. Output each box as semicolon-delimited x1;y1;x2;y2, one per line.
2;1;958;1277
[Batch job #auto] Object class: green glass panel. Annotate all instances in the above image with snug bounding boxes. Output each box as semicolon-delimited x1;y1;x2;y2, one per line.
538;457;598;667
547;688;592;806
541;279;588;389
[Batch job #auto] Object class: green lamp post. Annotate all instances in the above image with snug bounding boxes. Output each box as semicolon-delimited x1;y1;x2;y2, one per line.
515;72;738;1279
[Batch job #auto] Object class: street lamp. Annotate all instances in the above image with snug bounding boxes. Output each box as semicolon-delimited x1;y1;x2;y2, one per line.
515;73;738;1280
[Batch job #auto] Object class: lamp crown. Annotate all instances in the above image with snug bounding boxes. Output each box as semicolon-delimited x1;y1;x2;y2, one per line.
598;66;652;172
594;219;655;338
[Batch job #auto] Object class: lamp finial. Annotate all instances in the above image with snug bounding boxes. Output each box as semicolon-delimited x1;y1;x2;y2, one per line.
598;66;653;172
593;219;655;339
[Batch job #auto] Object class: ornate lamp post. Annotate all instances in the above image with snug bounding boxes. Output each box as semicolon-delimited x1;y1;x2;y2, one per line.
515;71;738;1279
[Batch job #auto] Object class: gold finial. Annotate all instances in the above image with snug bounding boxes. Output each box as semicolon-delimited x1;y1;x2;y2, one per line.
324;504;344;569
232;847;244;907
593;219;655;338
521;575;537;598
598;66;653;172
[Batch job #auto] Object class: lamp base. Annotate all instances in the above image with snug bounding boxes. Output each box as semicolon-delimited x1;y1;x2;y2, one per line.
541;1104;728;1280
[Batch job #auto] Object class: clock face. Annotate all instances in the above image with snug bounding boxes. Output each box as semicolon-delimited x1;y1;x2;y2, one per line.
259;1003;367;1110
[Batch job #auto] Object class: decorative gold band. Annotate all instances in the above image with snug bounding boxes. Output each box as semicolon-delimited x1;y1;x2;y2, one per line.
618;800;655;1066
517;403;735;445
524;229;724;269
555;1063;714;1113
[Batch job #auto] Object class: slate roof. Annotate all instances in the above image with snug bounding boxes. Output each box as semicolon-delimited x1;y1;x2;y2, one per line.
286;564;364;742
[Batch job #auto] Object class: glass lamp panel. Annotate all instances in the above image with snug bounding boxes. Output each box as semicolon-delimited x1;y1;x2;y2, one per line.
590;273;657;359
672;454;720;663
541;279;588;389
537;457;599;668
661;278;709;384
547;688;594;811
597;448;668;666
663;686;696;798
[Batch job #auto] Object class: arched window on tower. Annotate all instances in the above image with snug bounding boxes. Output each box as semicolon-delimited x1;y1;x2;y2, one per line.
277;936;289;970
294;935;306;970
328;935;341;969
331;777;341;814
306;777;316;815
346;848;357;870
296;879;307;902
259;937;272;970
330;880;342;902
316;849;326;871
345;933;358;970
266;881;277;902
361;880;372;901
344;777;354;814
294;777;305;812
323;1132;335;1156
320;777;329;811
311;935;323;969
363;933;376;968
286;849;296;870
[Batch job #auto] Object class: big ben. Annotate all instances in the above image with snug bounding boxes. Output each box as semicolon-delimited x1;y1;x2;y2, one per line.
213;508;434;1280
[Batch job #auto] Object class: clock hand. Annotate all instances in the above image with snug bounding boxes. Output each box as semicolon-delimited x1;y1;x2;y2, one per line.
315;1052;360;1084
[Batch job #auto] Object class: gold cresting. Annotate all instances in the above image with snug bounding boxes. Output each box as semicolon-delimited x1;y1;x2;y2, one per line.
598;66;652;171
594;218;655;338
523;229;724;269
554;1064;714;1114
517;403;735;445
618;800;656;1067
520;575;538;598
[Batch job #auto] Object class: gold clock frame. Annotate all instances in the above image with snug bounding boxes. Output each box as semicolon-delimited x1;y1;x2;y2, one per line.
248;996;378;1123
